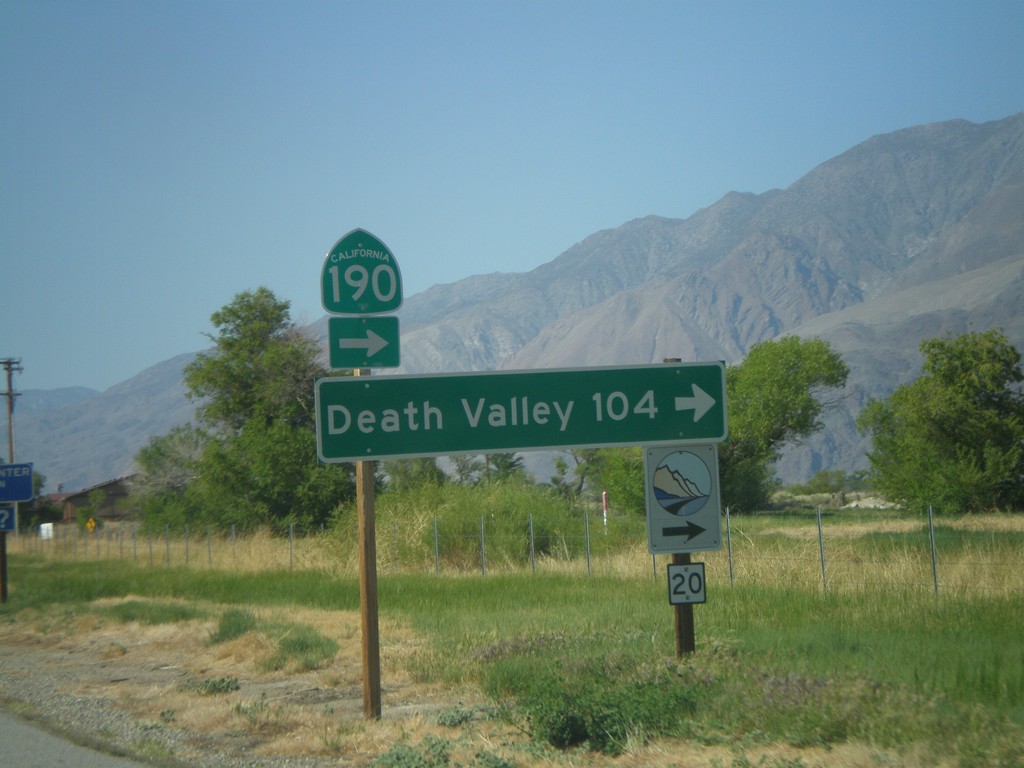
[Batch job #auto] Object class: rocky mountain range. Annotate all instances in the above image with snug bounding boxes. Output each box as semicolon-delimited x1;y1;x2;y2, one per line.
17;112;1024;495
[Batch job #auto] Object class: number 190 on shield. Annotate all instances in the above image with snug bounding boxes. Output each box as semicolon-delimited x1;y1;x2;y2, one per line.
667;562;706;605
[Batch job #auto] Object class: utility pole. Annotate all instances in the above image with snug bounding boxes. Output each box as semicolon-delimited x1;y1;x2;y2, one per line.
1;358;21;465
1;358;22;568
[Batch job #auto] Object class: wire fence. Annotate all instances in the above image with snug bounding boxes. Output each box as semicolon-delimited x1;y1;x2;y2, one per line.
8;506;1022;597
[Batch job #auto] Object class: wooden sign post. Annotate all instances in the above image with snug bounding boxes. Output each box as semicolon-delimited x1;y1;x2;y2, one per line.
355;427;382;719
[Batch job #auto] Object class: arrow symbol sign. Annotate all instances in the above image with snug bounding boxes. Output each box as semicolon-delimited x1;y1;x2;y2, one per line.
662;520;707;541
675;384;716;422
339;330;390;358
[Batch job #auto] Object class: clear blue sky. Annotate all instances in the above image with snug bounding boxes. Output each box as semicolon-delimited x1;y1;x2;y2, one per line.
3;0;1022;392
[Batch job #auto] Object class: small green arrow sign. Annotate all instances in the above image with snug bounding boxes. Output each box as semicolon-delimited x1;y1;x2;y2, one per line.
329;317;401;369
321;229;403;315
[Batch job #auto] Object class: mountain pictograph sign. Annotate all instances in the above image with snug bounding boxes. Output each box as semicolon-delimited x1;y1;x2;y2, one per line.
645;444;722;553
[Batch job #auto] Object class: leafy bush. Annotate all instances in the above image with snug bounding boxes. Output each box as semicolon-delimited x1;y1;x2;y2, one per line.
371;736;451;767
485;653;697;755
98;599;207;625
370;738;514;768
333;480;619;571
263;622;339;671
210;608;258;643
209;608;337;671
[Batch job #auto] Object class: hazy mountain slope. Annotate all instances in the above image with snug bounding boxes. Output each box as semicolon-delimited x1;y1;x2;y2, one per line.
773;254;1024;481
15;387;99;418
18;113;1024;493
17;354;196;492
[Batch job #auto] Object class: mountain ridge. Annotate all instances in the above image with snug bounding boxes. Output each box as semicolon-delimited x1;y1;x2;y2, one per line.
18;112;1024;494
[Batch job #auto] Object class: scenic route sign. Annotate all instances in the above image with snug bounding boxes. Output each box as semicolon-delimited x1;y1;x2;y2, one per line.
644;443;723;554
321;228;403;315
315;362;726;463
329;317;401;369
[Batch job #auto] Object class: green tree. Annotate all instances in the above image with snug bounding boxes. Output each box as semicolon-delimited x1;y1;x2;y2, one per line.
132;425;206;530
135;288;354;532
184;287;322;432
450;454;484;484
589;338;847;514
549;449;600;499
858;329;1024;512
593;447;645;514
77;489;106;531
385;458;447;491
721;336;848;510
134;425;206;496
483;453;527;483
26;470;63;528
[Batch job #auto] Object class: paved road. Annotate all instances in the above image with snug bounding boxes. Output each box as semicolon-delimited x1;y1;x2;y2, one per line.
0;710;152;768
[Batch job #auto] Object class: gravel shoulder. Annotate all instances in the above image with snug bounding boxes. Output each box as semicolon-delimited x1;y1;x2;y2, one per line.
0;602;473;768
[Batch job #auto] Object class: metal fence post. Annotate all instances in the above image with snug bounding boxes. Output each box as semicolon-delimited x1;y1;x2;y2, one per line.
433;516;440;574
928;505;939;594
480;516;486;576
393;521;399;570
816;506;827;590
725;506;735;586
584;511;592;577
528;513;536;574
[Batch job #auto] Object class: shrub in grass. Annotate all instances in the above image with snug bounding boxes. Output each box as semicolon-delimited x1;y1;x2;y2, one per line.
371;736;451;767
486;654;697;755
98;600;207;625
210;609;337;671
209;608;258;643
262;623;339;671
335;481;610;571
370;737;514;768
197;676;240;695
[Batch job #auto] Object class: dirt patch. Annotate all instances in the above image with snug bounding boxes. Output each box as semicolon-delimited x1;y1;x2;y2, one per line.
0;598;491;767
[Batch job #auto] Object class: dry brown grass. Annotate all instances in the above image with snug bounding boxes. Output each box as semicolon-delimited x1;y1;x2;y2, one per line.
14;512;1024;596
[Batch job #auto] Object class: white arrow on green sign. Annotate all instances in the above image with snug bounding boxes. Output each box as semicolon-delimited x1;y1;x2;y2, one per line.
329;317;401;369
315;363;726;462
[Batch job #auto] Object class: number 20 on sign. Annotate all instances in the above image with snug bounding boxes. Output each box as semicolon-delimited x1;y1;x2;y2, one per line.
667;562;706;604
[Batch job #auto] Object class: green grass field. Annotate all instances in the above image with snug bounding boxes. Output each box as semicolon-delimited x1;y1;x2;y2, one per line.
3;509;1022;767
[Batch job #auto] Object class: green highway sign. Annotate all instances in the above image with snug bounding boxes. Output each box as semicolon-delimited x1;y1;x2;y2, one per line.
315;363;726;462
329;316;401;369
321;228;403;315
